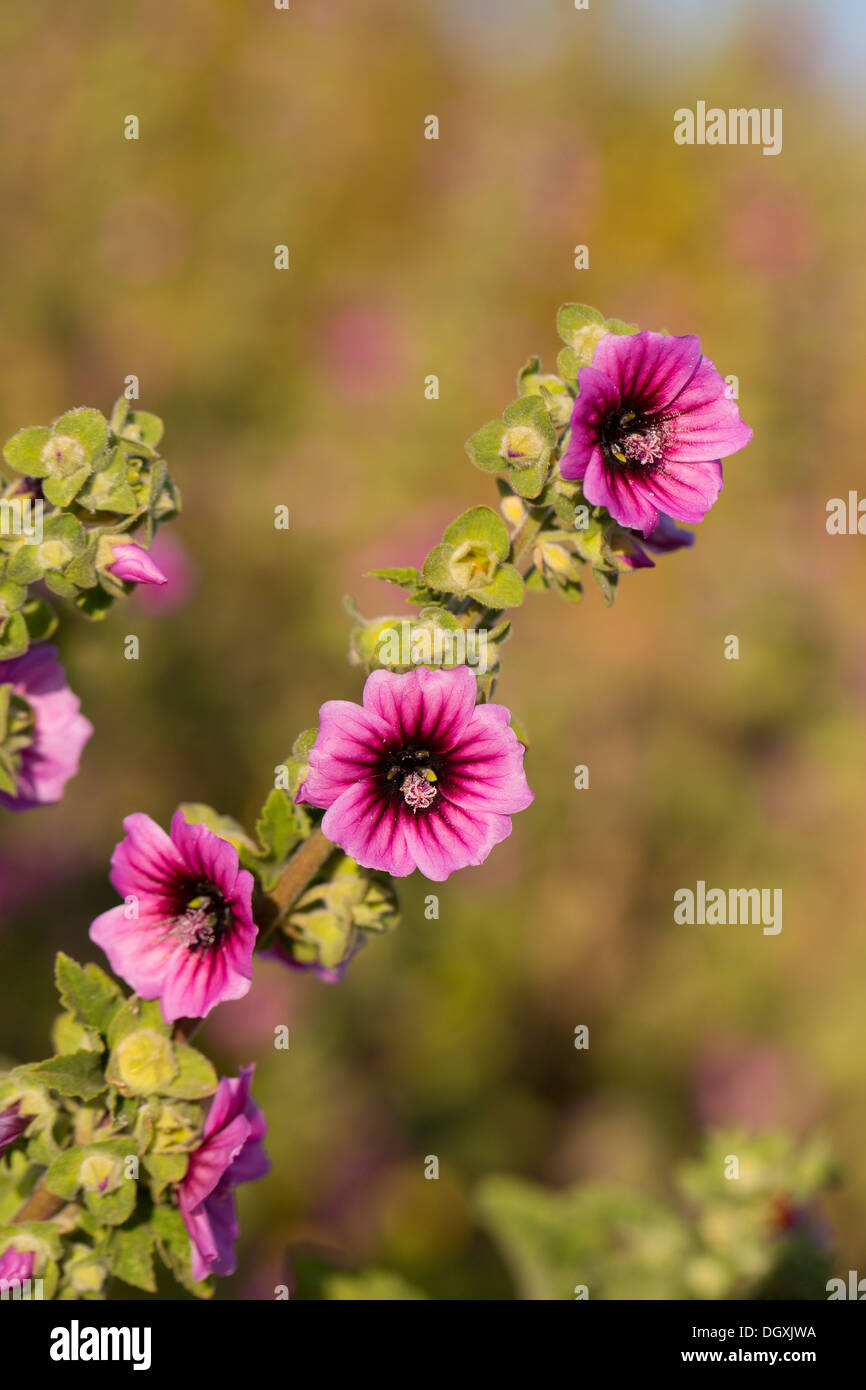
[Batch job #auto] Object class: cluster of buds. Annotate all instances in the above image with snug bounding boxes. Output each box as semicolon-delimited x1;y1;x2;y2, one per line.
0;398;180;808
0;955;267;1299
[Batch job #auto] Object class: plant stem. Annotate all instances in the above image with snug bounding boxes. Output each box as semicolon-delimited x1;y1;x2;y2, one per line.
256;825;336;946
13;1177;63;1223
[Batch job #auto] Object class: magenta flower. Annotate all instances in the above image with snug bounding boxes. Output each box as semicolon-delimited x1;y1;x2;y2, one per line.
297;665;533;881
107;541;167;586
0;644;92;811
177;1065;269;1282
89;810;258;1022
0;1247;35;1287
642;513;696;553
0;1101;31;1155
561;330;752;536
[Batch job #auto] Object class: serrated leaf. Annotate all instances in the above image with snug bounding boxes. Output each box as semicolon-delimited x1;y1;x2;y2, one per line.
29;1052;106;1102
55;953;123;1035
108;1220;157;1293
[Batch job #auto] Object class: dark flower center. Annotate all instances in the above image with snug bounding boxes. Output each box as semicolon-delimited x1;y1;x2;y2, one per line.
602;408;668;471
172;881;234;951
382;745;439;812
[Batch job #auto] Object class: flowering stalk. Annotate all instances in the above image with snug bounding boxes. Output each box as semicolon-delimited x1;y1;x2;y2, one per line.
0;304;753;1296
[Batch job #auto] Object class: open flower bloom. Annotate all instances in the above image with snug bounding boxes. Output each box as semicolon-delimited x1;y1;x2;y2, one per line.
178;1065;269;1282
0;1247;35;1286
0;644;93;811
297;665;533;881
89;810;258;1021
107;541;167;586
561;329;752;536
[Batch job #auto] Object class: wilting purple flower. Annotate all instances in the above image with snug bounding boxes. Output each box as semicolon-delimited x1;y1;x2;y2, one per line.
297;665;533;881
0;644;92;812
0;1247;35;1286
0;1101;31;1154
642;514;696;553
561;330;752;536
89;810;258;1022
178;1065;269;1282
107;541;167;586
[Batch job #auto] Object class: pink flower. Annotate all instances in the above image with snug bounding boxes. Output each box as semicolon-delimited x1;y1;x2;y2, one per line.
0;1247;35;1286
132;533;195;614
561;329;752;537
107;541;167;586
297;665;533;881
177;1065;270;1282
89;810;258;1021
0;644;92;811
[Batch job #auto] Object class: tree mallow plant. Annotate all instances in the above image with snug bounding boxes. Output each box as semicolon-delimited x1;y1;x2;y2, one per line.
0;305;790;1302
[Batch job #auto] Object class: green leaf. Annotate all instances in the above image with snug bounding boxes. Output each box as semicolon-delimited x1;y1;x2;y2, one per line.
3;426;52;477
0;611;28;659
465;418;507;472
51;407;109;464
31;1051;107;1101
108;1221;157;1293
507;457;549;500
161;1044;218;1100
107;995;171;1049
471;562;525;608
420;543;459;594
443;506;509;560
142;1151;188;1197
177;802;258;853
555;301;604;347
42;464;91;508
22;596;58;642
151;1203;213;1298
55;953;123;1036
256;788;303;864
84;1181;137;1227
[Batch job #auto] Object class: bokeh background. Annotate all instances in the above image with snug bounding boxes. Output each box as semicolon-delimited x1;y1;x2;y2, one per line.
1;0;865;1298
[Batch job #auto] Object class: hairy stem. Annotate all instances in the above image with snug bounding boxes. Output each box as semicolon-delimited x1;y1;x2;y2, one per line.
13;1177;64;1223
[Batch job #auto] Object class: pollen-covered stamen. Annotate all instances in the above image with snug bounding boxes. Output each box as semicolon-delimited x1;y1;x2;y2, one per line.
603;408;668;470
401;769;438;810
170;884;233;951
622;429;665;466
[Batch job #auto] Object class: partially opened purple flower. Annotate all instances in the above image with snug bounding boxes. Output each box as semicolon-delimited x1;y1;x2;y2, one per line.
177;1064;269;1282
0;1247;35;1286
561;330;752;536
0;644;93;811
0;1100;31;1155
107;541;168;586
89;810;258;1021
297;665;533;881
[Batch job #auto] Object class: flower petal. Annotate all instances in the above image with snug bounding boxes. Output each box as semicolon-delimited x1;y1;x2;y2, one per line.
593;330;702;413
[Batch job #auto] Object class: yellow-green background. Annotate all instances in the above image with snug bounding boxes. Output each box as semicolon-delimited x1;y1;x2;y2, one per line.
1;0;864;1298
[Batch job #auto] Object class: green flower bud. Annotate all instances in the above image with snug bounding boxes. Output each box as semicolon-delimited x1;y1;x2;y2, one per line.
111;1029;178;1096
79;1150;124;1195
